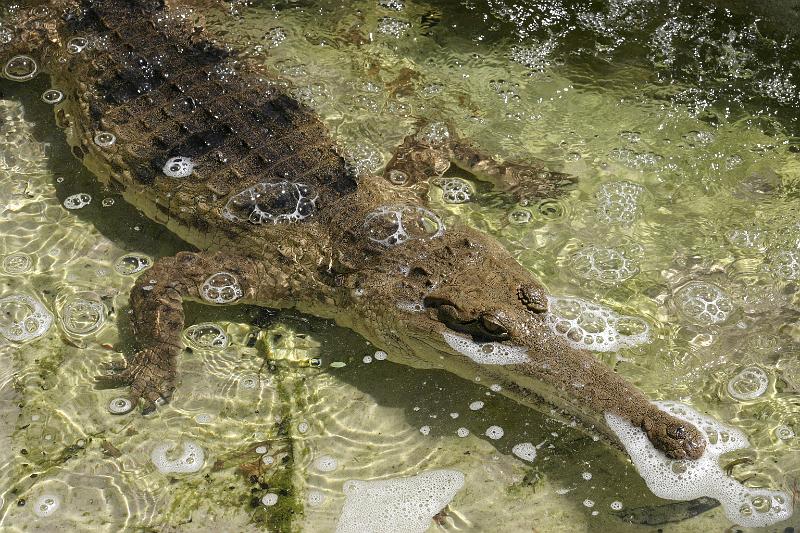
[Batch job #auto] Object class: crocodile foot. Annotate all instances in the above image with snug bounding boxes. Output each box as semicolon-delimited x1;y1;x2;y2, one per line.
96;345;179;413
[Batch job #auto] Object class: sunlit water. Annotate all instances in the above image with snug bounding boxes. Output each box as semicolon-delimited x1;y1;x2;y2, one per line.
1;0;799;531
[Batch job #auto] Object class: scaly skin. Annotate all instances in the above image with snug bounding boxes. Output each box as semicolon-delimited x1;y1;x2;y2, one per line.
2;0;705;460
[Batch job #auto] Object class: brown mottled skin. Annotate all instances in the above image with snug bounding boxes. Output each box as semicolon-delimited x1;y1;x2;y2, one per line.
3;0;704;460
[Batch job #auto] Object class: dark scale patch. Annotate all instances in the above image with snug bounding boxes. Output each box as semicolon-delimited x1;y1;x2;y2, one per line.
76;0;358;199
97;52;168;105
64;2;109;35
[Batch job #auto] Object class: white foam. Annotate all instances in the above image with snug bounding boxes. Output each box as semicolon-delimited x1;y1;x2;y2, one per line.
374;350;388;361
336;470;464;533
307;490;326;507
314;455;337;472
419;425;431;436
150;441;205;474
456;427;470;438
469;401;484;411
512;442;537;462
606;401;793;528
545;296;649;352
441;331;529;364
485;425;504;440
262;493;278;506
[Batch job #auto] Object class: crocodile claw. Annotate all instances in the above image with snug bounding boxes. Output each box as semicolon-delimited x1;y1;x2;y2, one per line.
96;346;178;413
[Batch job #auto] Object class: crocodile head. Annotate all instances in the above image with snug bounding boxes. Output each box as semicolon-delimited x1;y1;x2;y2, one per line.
353;225;706;461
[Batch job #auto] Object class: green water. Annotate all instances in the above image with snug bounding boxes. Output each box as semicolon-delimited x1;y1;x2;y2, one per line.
0;0;799;531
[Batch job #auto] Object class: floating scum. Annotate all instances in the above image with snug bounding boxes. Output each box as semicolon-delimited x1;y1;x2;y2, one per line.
0;0;794;530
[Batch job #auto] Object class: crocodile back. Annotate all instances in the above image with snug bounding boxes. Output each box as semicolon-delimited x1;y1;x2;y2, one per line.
54;0;357;245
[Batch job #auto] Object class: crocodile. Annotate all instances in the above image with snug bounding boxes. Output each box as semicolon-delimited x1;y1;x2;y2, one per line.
1;0;705;462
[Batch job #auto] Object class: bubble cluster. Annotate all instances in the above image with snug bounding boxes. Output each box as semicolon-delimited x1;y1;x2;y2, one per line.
67;37;88;54
726;366;769;401
726;228;767;251
336;470;464;533
0;294;53;342
469;401;484;411
63;193;92;210
485;425;504;440
377;17;411;38
775;425;795;441
595;181;645;225
194;413;213;424
33;495;60;518
396;301;425;313
93;131;116;148
107;397;134;415
545;296;650;352
364;205;444;247
432;177;473;204
441;331;529;364
314;455;337;472
508;208;532;225
298;421;310;434
345;143;384;176
150;441;205;474
2;253;32;274
222;181;317;224
162;156;194;178
419;425;430;436
113;254;152;275
374;350;387;361
60;296;106;335
673;281;734;326
184;322;228;349
610;501;623;511
4;55;38;82
770;250;800;280
511;442;537;462
606;401;793;528
416;122;450;146
456;427;470;437
569;245;639;284
41;89;64;104
201;272;243;304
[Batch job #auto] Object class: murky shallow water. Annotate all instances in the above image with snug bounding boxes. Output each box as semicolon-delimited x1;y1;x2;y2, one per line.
1;0;800;531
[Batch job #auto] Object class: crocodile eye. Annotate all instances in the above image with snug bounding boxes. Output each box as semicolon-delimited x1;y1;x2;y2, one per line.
481;314;507;336
674;426;686;440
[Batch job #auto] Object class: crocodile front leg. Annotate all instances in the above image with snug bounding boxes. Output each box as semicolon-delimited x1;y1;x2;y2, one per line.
97;251;269;411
